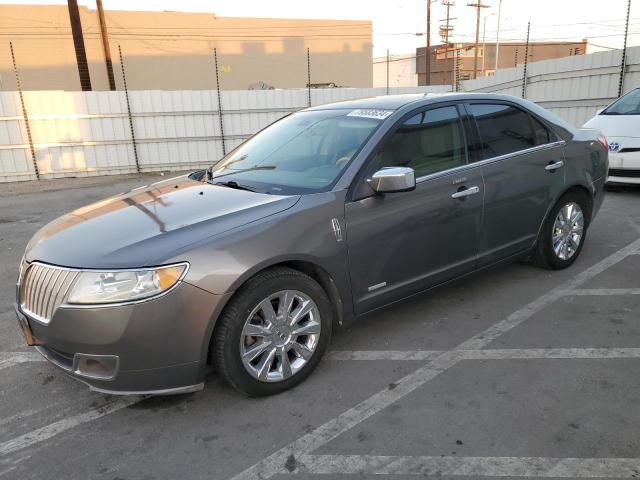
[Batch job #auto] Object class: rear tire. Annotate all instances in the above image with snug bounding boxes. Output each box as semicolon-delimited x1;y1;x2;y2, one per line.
532;191;590;270
213;267;332;396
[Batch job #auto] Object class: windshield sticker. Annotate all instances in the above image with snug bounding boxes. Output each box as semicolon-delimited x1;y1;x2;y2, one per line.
347;109;394;120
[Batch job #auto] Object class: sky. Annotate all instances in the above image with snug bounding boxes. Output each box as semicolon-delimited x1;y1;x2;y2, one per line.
1;0;638;57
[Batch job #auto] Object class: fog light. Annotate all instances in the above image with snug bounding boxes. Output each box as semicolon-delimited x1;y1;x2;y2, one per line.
73;353;119;380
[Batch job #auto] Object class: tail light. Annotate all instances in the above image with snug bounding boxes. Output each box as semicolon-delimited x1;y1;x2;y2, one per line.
598;133;608;151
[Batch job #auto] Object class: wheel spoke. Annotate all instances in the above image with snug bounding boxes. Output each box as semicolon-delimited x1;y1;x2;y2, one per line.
570;209;583;225
289;300;314;326
554;239;564;256
562;239;570;259
563;204;572;224
292;320;321;336
259;299;277;325
278;290;295;320
278;347;292;378
242;340;272;362
292;342;313;361
568;234;580;251
243;323;272;337
256;347;277;381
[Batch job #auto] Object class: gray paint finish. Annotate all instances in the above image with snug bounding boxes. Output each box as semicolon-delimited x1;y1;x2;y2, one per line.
14;93;607;394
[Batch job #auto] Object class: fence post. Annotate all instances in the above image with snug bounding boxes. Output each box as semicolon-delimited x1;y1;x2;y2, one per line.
522;22;530;99
454;47;460;92
307;48;312;107
10;42;39;180
618;0;631;97
386;49;390;95
214;48;226;156
118;45;140;173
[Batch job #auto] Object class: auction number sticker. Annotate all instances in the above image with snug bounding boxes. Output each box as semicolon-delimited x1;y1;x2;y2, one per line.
347;109;394;120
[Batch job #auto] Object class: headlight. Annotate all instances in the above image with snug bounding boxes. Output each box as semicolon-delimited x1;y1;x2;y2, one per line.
67;263;188;305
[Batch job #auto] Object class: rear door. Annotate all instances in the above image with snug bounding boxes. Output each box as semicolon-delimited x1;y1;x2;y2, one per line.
465;102;566;266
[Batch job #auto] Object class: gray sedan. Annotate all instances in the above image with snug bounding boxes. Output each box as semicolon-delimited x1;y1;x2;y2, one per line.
15;93;608;396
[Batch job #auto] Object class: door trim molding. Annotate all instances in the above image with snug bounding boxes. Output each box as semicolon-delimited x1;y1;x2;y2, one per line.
415;140;566;185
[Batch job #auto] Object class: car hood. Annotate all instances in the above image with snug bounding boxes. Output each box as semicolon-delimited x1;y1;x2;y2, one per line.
25;175;300;269
583;114;640;139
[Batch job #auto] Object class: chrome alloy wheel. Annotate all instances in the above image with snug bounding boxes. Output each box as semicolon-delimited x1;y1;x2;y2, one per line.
240;290;321;382
552;202;584;261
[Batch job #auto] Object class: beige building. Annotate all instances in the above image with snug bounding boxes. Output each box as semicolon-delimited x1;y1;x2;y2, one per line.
417;40;588;85
0;4;372;91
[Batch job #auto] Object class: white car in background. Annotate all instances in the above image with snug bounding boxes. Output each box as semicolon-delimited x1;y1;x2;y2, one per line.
583;87;640;185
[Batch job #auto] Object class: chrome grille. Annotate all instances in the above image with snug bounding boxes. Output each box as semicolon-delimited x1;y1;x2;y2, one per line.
19;263;80;324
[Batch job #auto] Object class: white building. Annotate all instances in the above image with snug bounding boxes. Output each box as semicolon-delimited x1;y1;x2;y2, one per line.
373;53;418;88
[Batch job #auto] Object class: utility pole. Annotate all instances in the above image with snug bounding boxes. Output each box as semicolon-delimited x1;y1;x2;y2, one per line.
67;0;92;90
425;0;432;85
494;0;503;71
96;0;115;90
441;1;455;53
439;1;456;91
467;1;489;79
618;0;631;97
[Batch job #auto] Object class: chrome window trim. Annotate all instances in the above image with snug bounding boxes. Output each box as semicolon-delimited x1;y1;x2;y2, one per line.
19;261;189;318
415;140;566;184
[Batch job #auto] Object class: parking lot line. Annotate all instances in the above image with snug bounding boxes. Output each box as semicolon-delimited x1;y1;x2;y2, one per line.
570;288;640;295
0;351;45;371
292;454;640;477
326;350;442;361
0;396;143;457
229;237;640;480
327;347;640;361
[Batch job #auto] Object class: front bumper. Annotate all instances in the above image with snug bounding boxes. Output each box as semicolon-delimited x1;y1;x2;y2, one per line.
15;282;231;394
607;151;640;184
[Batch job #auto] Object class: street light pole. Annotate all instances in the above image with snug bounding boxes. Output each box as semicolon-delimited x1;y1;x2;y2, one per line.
494;0;503;72
482;15;488;73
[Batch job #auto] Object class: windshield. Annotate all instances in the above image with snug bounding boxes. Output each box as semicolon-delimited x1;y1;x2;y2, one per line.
602;88;640;115
208;109;386;194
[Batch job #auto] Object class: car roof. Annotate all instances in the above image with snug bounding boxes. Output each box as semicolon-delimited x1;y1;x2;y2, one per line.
305;92;576;137
306;92;532;112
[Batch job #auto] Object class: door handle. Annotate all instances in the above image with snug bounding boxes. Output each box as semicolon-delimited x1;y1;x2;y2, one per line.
451;186;480;199
545;160;564;171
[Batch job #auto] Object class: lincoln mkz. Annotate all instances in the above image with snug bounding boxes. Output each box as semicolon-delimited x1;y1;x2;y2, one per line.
15;93;608;395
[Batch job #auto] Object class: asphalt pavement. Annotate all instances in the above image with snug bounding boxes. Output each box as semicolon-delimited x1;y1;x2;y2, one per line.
1;175;639;479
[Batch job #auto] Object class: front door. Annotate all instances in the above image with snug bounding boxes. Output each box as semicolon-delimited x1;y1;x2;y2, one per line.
345;105;484;314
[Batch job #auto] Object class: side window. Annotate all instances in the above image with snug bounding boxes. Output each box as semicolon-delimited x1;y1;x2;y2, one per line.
468;103;537;159
531;116;550;145
373;106;466;177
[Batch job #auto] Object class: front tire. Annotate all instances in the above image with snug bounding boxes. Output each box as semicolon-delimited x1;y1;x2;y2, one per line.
532;191;590;270
213;267;332;396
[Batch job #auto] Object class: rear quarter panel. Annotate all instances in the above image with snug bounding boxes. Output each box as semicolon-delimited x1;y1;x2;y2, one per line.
562;129;608;219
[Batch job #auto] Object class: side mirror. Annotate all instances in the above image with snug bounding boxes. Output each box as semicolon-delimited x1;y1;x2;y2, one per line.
367;167;416;194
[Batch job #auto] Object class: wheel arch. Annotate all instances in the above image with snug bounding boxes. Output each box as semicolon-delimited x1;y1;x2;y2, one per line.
205;258;348;365
532;183;594;255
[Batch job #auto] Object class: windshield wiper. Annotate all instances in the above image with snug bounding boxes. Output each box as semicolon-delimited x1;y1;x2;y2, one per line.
214;180;258;192
207;164;276;181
